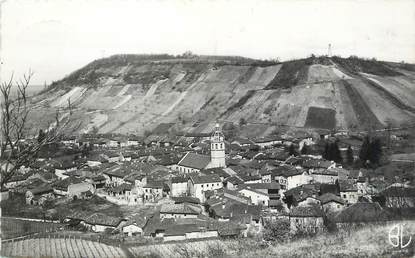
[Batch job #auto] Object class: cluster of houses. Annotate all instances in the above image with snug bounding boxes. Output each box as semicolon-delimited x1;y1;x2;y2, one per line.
4;123;415;242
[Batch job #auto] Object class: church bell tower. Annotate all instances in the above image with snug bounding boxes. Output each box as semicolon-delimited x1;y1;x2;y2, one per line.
210;123;226;168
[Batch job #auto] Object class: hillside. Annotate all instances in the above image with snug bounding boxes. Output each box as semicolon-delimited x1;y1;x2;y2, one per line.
29;54;415;136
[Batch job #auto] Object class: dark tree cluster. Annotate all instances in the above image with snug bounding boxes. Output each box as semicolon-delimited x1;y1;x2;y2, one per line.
301;144;310;155
287;144;298;156
359;135;383;167
346;146;354;166
322;140;342;163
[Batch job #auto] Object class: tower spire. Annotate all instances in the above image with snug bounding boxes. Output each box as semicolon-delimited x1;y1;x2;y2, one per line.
328;43;332;57
209;123;226;168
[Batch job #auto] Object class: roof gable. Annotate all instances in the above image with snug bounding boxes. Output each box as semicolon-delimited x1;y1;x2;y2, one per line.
178;152;211;170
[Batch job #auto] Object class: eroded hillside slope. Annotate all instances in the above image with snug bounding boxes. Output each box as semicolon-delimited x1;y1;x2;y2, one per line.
30;55;415;136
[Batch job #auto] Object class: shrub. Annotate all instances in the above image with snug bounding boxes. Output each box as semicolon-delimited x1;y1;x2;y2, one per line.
263;219;290;242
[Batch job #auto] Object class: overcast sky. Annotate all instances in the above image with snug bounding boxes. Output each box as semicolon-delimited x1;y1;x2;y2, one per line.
1;0;414;85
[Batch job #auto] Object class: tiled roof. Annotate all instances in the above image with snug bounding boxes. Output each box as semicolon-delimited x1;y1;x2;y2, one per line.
144;180;164;189
224;176;244;185
190;174;221;184
171;196;200;204
311;168;338;176
239;174;261;182
284;184;320;202
201;168;229;178
164;224;202;236
319;183;340;195
271;166;305;177
53;177;84;191
160;203;199;215
178;152;211;170
210;201;261;220
158;154;181;166
124;172;146;183
29;185;54;195
290;205;323;217
318;193;345;205
241;182;281;190
302;159;333;169
102;165;128;178
334;202;392;223
231;138;254;146
171;176;188;184
339;179;358;192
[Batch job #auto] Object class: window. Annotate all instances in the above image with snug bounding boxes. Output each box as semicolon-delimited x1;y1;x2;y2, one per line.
220;143;223;149
215;143;218;149
343;194;346;198
201;184;204;188
212;184;214;187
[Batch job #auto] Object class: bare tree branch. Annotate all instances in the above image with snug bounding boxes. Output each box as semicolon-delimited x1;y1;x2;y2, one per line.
0;71;77;190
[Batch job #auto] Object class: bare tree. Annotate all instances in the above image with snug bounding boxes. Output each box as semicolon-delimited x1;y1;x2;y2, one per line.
0;71;75;191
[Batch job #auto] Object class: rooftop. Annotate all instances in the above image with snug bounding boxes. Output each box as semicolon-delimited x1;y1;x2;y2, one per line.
190;174;222;184
178;152;211;170
318;193;346;205
334;202;392;223
160;203;199;215
290;205;323;217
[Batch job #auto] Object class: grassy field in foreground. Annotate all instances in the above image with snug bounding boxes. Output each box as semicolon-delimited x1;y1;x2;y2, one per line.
235;221;415;258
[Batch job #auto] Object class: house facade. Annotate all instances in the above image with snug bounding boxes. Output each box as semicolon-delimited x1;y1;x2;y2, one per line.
188;174;223;203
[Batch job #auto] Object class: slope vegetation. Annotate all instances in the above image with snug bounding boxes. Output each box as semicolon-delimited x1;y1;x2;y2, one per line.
30;55;415;135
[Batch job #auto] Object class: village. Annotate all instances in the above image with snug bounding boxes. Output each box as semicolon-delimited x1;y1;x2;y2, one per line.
2;121;414;244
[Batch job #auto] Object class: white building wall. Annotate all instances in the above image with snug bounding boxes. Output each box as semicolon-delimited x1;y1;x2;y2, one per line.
340;191;358;204
123;224;143;236
287;174;312;190
239;189;269;206
323;202;345;213
192;182;223;202
185;230;218;239
311;174;337;184
164;235;186;242
171;182;188;197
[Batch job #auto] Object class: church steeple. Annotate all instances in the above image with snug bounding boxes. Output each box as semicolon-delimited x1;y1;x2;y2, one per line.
209;123;226;168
